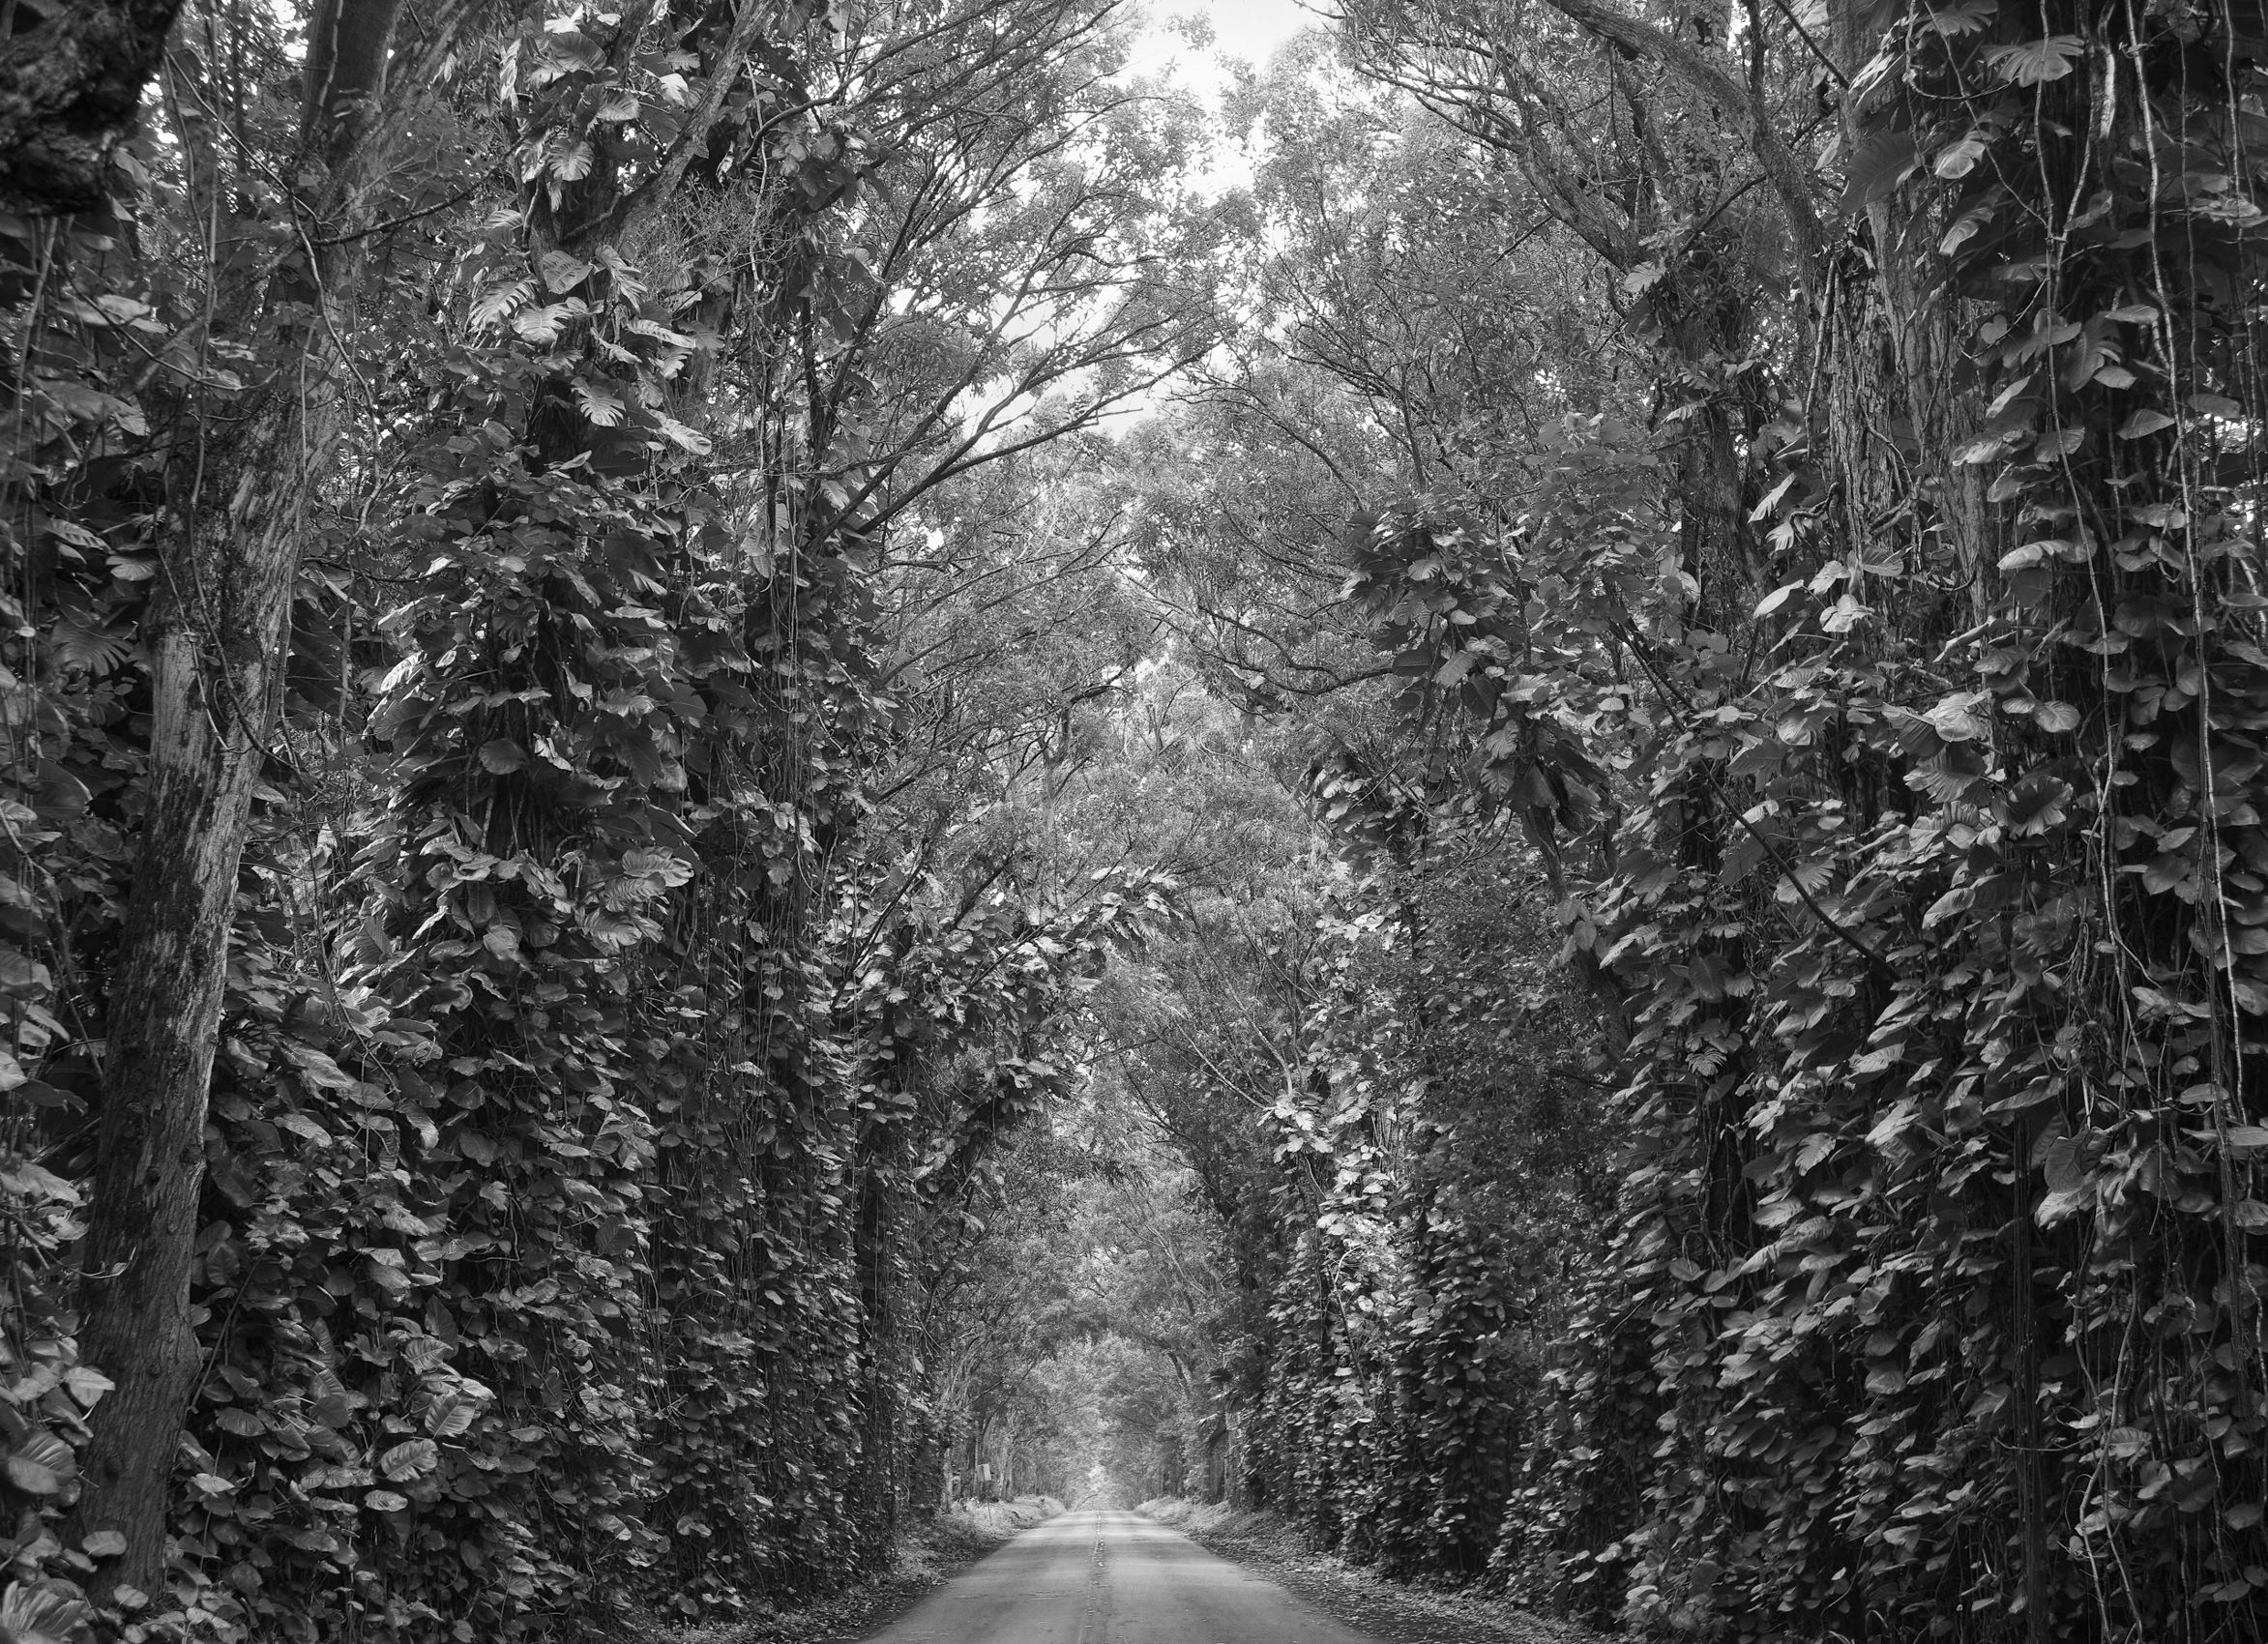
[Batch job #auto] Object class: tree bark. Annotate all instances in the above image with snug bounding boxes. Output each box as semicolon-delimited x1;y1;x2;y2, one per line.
303;0;407;164
0;0;188;213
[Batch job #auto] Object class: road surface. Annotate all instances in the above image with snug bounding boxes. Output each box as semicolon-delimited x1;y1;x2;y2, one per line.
863;1508;1379;1643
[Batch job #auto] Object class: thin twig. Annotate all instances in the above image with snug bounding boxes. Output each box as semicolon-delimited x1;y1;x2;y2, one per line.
309;181;482;248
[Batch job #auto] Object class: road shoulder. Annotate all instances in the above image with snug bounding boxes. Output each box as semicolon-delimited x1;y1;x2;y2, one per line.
1135;1500;1603;1644
643;1498;1063;1644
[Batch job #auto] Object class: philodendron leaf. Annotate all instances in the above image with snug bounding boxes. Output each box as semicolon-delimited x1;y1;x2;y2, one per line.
536;249;593;293
4;1431;74;1495
379;1438;439;1481
0;1580;90;1644
1987;35;2082;84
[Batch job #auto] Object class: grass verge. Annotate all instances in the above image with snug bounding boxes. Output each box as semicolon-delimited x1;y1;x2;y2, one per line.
649;1496;1065;1644
1135;1497;1602;1644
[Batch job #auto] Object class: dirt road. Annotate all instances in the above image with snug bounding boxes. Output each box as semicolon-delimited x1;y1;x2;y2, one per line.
860;1508;1380;1644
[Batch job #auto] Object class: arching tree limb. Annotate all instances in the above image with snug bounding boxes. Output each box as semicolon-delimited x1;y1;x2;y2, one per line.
1538;0;1828;290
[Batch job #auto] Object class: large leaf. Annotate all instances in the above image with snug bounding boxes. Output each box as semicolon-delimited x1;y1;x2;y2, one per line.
427;1397;479;1439
0;1582;89;1644
573;378;626;427
547;140;596;183
657;416;712;455
379;1438;439;1481
1839;131;1917;215
4;1431;74;1495
470;278;535;330
1922;690;1989;742
536;249;593;293
1987;35;2083;85
49;616;133;676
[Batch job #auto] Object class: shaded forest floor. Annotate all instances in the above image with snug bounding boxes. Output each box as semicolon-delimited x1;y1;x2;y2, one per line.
1136;1499;1603;1644
643;1498;1066;1644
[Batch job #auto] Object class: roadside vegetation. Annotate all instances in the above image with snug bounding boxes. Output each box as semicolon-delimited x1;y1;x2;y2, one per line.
1138;1498;1596;1644
649;1499;1064;1644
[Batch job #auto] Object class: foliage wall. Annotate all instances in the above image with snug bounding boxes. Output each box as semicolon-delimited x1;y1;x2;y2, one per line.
1109;3;2268;1641
0;0;1193;1637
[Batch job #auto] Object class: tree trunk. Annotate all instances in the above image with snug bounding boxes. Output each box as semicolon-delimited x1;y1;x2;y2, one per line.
68;536;299;1599
63;0;425;1596
1827;0;1994;610
303;0;405;161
